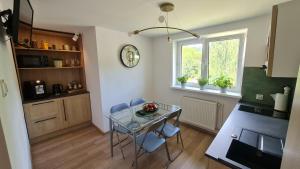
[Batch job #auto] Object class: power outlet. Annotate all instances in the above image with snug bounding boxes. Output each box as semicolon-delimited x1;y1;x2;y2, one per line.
256;94;264;100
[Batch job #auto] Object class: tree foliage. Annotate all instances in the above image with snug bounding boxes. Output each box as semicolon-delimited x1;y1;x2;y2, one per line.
181;39;239;87
181;44;202;83
208;39;239;86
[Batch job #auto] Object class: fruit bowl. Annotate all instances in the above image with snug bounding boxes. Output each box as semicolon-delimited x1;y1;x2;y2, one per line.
143;102;159;113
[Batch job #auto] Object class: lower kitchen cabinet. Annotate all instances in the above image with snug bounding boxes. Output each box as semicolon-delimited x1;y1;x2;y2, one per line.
23;99;64;139
23;93;92;141
62;94;92;127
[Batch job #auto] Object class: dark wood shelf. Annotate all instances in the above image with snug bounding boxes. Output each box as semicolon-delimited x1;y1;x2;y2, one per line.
15;47;81;53
18;67;83;70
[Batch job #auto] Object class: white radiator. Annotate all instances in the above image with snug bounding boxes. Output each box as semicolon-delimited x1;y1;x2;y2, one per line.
181;97;218;131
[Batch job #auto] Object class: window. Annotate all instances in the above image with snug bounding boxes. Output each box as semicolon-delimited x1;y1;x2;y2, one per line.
175;32;246;92
181;43;202;84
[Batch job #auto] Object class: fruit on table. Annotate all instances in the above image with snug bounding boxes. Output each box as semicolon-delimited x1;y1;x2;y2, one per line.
143;103;158;112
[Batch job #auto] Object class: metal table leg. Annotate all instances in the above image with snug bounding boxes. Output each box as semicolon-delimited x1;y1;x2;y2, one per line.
109;118;114;157
133;131;138;169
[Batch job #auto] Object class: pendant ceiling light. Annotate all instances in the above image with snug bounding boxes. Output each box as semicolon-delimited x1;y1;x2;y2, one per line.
132;2;199;41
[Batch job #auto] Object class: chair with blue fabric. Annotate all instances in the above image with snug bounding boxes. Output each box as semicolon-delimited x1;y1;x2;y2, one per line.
110;103;130;159
130;98;146;107
157;109;183;161
135;117;171;167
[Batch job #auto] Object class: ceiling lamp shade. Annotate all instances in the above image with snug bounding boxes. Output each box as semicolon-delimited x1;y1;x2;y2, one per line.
132;2;199;41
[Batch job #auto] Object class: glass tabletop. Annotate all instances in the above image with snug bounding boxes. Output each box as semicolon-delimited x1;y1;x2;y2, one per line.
107;103;181;133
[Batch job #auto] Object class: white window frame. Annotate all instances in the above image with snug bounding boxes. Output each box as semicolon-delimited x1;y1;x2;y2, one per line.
175;33;246;93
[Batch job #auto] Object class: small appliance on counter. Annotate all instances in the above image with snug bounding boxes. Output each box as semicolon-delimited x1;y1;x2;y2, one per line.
23;80;47;99
17;55;49;68
271;86;291;112
52;84;64;96
67;81;83;93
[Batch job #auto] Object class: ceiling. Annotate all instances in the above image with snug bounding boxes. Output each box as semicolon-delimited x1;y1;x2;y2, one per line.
30;0;290;37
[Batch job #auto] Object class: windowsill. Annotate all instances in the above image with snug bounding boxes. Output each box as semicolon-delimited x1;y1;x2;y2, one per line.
171;85;242;99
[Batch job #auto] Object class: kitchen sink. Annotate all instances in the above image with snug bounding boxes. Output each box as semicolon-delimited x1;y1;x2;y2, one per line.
226;129;284;169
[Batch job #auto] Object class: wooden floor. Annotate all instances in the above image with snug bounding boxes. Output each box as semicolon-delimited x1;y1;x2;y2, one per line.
31;125;223;169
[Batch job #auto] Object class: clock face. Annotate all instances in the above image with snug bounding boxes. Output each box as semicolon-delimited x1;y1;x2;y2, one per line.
120;45;140;68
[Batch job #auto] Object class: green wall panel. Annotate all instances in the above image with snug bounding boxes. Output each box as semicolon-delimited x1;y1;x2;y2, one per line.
241;67;296;109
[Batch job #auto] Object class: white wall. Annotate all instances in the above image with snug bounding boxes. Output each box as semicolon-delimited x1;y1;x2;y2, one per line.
0;2;32;169
82;26;153;132
81;27;104;130
152;15;270;126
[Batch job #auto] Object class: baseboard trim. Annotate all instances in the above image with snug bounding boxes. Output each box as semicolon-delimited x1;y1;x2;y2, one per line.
91;123;107;134
180;121;218;136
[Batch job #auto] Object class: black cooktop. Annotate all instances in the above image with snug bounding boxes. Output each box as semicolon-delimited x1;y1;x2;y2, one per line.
238;104;288;120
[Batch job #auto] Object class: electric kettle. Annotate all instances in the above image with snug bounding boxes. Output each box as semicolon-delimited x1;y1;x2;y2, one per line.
270;86;290;112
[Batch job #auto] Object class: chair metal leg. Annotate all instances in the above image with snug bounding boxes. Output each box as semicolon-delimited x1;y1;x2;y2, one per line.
165;142;171;161
167;131;184;162
113;135;130;147
179;131;184;149
116;132;125;160
109;119;114;157
133;132;138;169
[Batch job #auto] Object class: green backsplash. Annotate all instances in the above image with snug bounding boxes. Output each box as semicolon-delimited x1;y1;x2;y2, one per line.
241;67;297;109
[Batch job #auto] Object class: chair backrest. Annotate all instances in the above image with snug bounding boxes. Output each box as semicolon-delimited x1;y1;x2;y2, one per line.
110;103;130;114
140;118;167;146
167;109;182;126
130;98;146;107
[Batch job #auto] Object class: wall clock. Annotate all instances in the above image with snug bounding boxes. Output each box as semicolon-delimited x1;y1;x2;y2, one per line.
120;45;140;68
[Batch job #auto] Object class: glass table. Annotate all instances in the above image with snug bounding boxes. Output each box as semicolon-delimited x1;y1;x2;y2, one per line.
107;103;181;169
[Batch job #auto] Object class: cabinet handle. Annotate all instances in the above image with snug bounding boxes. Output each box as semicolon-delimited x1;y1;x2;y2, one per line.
62;100;67;121
35;117;56;124
32;101;54;106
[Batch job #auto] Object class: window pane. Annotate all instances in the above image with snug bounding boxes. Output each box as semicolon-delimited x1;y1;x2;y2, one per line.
181;44;202;83
208;39;240;87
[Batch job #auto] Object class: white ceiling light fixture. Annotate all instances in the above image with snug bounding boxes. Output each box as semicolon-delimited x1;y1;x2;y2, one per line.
131;2;199;41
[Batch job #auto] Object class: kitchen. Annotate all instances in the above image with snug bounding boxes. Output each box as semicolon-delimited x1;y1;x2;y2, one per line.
1;0;300;169
206;1;300;168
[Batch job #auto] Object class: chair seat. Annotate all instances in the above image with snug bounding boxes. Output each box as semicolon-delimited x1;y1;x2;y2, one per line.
114;125;129;134
136;132;165;153
157;123;180;138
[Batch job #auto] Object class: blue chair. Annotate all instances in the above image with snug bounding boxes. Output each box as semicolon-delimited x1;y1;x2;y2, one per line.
111;103;130;113
110;103;130;159
135;118;171;167
130;98;146;107
157;109;183;161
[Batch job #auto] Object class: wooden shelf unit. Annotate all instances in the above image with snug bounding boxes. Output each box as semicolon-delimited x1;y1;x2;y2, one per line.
14;27;87;101
18;66;83;70
15;47;81;53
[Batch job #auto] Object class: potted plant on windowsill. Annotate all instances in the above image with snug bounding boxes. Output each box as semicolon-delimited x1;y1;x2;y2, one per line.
213;76;233;93
198;78;208;90
177;75;188;88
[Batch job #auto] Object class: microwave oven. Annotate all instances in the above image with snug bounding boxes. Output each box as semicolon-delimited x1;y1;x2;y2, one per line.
17;55;49;68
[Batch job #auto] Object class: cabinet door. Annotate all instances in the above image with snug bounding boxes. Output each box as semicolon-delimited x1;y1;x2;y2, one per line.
63;93;91;127
267;1;300;77
266;5;278;77
23;99;64;138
